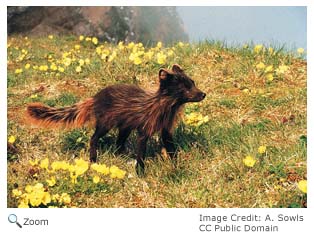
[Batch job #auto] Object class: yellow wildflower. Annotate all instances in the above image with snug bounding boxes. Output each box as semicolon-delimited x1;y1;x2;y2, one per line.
243;155;256;167
15;68;23;74
85;37;92;41
25;63;31;70
254;44;263;53
46;176;56;187
75;66;82;73
91;163;110;175
40;158;49;170
156;41;163;49
73;158;89;176
297;48;304;54
264;65;273;73
266;73;274;81
74;44;80;50
42;192;51;205
8;135;16;144
18;201;29;208
50;63;58;71
156;52;167;65
258;145;266;154
92;37;98;45
93;175;100;184
12;189;22;197
30;94;38;99
177;42;184;47
79;35;84;41
58;66;65;73
29;159;39;166
298;180;307;194
256;62;265;70
79;59;85;66
48;35;54;39
85;58;90;65
184;112;209;126
60;193;71;204
109;165;126;179
133;56;142;65
39;65;48;71
276;65;289;75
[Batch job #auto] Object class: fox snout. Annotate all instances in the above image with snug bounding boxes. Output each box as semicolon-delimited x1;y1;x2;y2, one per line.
188;89;206;102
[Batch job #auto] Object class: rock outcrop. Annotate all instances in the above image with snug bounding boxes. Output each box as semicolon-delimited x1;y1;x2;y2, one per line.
7;6;188;45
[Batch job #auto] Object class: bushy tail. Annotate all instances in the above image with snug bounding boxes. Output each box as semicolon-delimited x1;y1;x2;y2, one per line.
26;98;95;129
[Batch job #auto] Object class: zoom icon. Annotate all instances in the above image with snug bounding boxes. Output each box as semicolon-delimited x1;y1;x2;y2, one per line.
8;214;22;228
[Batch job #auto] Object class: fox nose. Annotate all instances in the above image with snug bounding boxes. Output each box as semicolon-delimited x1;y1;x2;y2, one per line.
201;93;206;99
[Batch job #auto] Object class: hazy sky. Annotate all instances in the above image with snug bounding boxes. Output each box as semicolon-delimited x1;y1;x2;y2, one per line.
177;6;307;49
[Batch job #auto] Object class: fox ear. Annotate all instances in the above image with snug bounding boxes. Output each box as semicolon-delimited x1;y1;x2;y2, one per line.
159;69;172;80
172;64;183;73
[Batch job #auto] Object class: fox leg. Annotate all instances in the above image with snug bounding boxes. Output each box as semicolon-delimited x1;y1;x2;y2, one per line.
161;129;176;159
90;125;108;162
135;130;148;176
116;127;132;153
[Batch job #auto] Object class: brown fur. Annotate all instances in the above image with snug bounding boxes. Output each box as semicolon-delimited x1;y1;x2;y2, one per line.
26;64;206;176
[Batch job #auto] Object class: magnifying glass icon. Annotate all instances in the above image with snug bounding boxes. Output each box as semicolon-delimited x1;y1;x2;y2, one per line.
8;214;22;228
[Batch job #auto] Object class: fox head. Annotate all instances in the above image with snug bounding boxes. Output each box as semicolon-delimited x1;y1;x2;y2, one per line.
158;64;206;104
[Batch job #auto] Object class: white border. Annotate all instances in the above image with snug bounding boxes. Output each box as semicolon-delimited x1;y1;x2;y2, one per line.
1;1;312;235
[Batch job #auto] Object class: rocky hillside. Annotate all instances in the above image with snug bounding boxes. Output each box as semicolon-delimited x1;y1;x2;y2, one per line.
7;6;188;45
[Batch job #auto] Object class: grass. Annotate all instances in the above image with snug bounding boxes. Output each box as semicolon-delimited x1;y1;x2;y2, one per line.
7;35;307;208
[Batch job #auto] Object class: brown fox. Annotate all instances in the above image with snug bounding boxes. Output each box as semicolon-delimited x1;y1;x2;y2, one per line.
27;64;206;175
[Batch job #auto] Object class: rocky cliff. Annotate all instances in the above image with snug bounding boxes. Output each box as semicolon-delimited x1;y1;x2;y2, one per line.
7;6;188;45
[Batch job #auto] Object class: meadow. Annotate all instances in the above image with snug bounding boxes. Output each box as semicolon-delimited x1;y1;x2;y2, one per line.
7;35;307;208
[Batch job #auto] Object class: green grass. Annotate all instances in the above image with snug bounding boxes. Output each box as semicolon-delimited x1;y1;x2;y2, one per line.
7;35;307;208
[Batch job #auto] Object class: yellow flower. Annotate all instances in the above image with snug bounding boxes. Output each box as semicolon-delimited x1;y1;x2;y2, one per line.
276;65;289;75
177;41;184;47
79;59;85;66
118;41;125;50
40;158;49;170
74;44;80;50
12;189;22;197
156;41;162;49
73;158;89;176
8;135;16;144
258;145;266;154
266;73;274;81
85;37;92;41
58;66;65;73
85;58;90;65
63;58;72;67
25;185;33;193
92;37;98;45
60;193;71;204
254;44;263;53
29;159;39;166
243;155;256;167
79;35;84;41
39;65;48;71
298;180;307;193
264;65;273;73
15;68;23;74
46;177;56;187
127;42;135;49
256;62;265;70
48;35;54;39
30;94;38;99
156;52;167;65
133;56;142;65
297;48;304;54
42;192;51;205
109;165;126;179
75;66;82;73
25;63;31;69
184;112;209;126
91;163;110;175
93;175;100;184
18;201;29;208
50;63;58;71
51;161;70;171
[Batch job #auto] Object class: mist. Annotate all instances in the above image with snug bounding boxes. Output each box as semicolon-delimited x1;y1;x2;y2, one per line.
177;6;307;49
